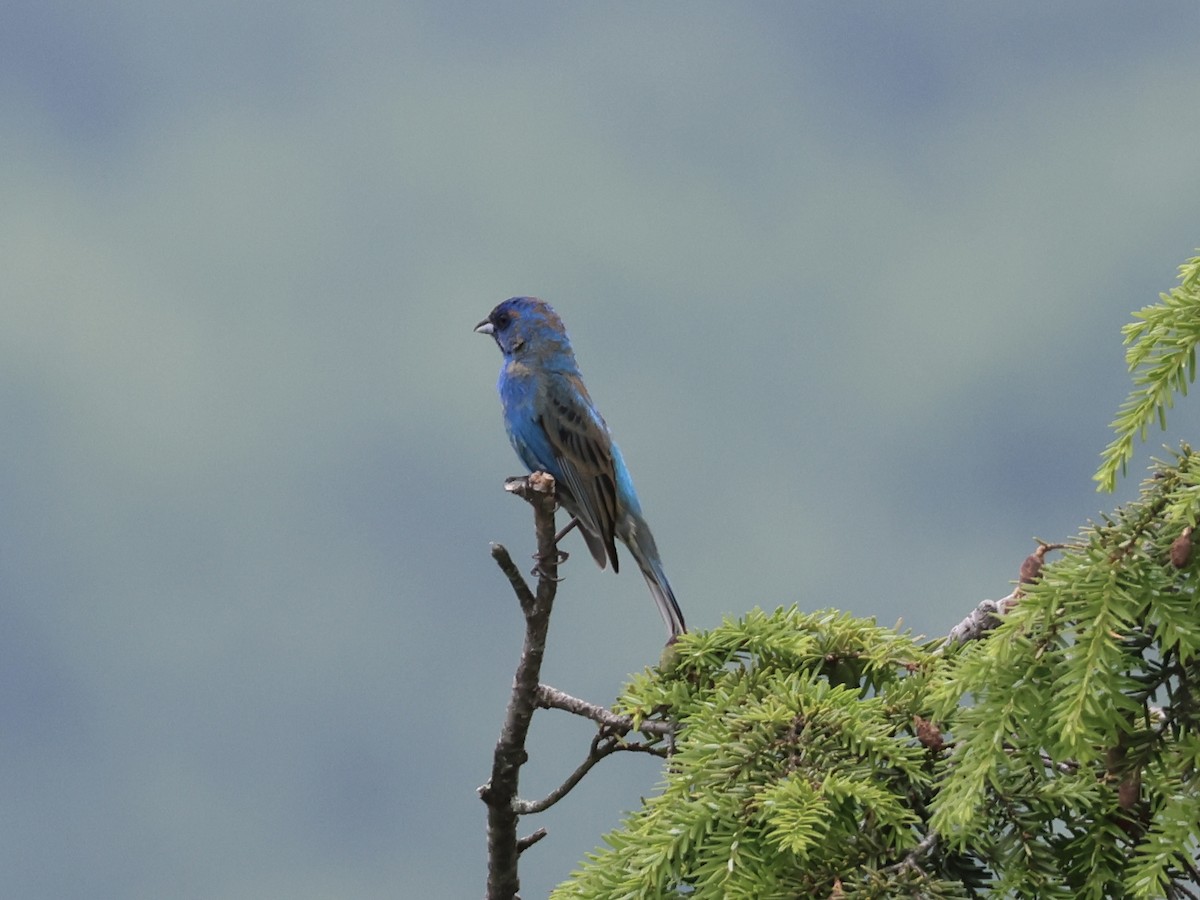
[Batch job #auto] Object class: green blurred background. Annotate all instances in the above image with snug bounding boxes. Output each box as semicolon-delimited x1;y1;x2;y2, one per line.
3;3;1199;897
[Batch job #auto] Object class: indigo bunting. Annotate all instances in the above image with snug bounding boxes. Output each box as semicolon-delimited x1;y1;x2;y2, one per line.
476;297;686;641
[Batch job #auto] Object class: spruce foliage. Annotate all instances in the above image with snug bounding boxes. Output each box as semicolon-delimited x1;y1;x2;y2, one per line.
931;447;1200;898
555;609;972;898
1096;254;1200;492
550;250;1200;899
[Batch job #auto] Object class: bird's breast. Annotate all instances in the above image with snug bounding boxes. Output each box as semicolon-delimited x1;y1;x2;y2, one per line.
499;360;539;411
503;360;534;380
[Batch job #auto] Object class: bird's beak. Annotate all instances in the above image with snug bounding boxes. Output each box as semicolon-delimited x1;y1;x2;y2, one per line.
474;319;494;335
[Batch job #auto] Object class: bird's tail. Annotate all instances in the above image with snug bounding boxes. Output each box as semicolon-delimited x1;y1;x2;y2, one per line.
626;519;686;642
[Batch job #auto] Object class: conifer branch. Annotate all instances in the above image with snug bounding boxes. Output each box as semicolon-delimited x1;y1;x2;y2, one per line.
1095;252;1200;492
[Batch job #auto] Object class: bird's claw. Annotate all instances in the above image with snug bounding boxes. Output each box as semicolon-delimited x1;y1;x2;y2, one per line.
530;548;569;581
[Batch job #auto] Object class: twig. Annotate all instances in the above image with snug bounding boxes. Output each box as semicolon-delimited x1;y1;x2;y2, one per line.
536;683;674;738
516;828;548;854
939;592;1015;650
1034;750;1080;775
940;542;1068;651
514;735;618;816
479;473;560;900
884;830;939;876
489;542;537;615
514;732;666;816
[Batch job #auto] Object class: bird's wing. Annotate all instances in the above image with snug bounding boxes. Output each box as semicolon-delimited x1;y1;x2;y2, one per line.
539;373;621;571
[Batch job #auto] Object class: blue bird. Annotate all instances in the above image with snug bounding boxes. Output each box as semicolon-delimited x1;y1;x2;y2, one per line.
476;297;686;641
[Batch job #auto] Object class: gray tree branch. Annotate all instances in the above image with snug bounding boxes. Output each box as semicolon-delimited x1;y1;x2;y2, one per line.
536;683;674;738
478;473;560;900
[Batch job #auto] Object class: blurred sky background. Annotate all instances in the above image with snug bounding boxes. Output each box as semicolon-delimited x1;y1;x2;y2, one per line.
3;3;1200;898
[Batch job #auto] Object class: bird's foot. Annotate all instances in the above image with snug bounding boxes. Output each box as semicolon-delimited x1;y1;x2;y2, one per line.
530;548;569;581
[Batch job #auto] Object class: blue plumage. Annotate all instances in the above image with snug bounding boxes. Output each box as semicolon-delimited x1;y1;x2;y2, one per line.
476;297;686;641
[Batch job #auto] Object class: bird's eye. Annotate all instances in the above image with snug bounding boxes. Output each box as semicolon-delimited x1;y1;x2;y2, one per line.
493;311;510;330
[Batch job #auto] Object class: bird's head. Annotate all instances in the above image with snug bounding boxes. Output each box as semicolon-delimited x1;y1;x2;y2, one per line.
475;297;572;360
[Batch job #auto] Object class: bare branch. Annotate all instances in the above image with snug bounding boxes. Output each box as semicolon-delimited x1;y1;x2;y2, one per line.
516;828;548;855
536;683;674;738
488;543;536;614
939;593;1015;650
515;732;667;817
480;473;561;900
515;735;616;816
940;542;1068;651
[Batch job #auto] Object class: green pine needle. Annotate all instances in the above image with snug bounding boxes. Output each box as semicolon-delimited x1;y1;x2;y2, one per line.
1095;253;1200;492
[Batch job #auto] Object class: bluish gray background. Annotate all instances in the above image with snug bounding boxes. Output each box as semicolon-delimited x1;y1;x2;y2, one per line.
3;3;1199;898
